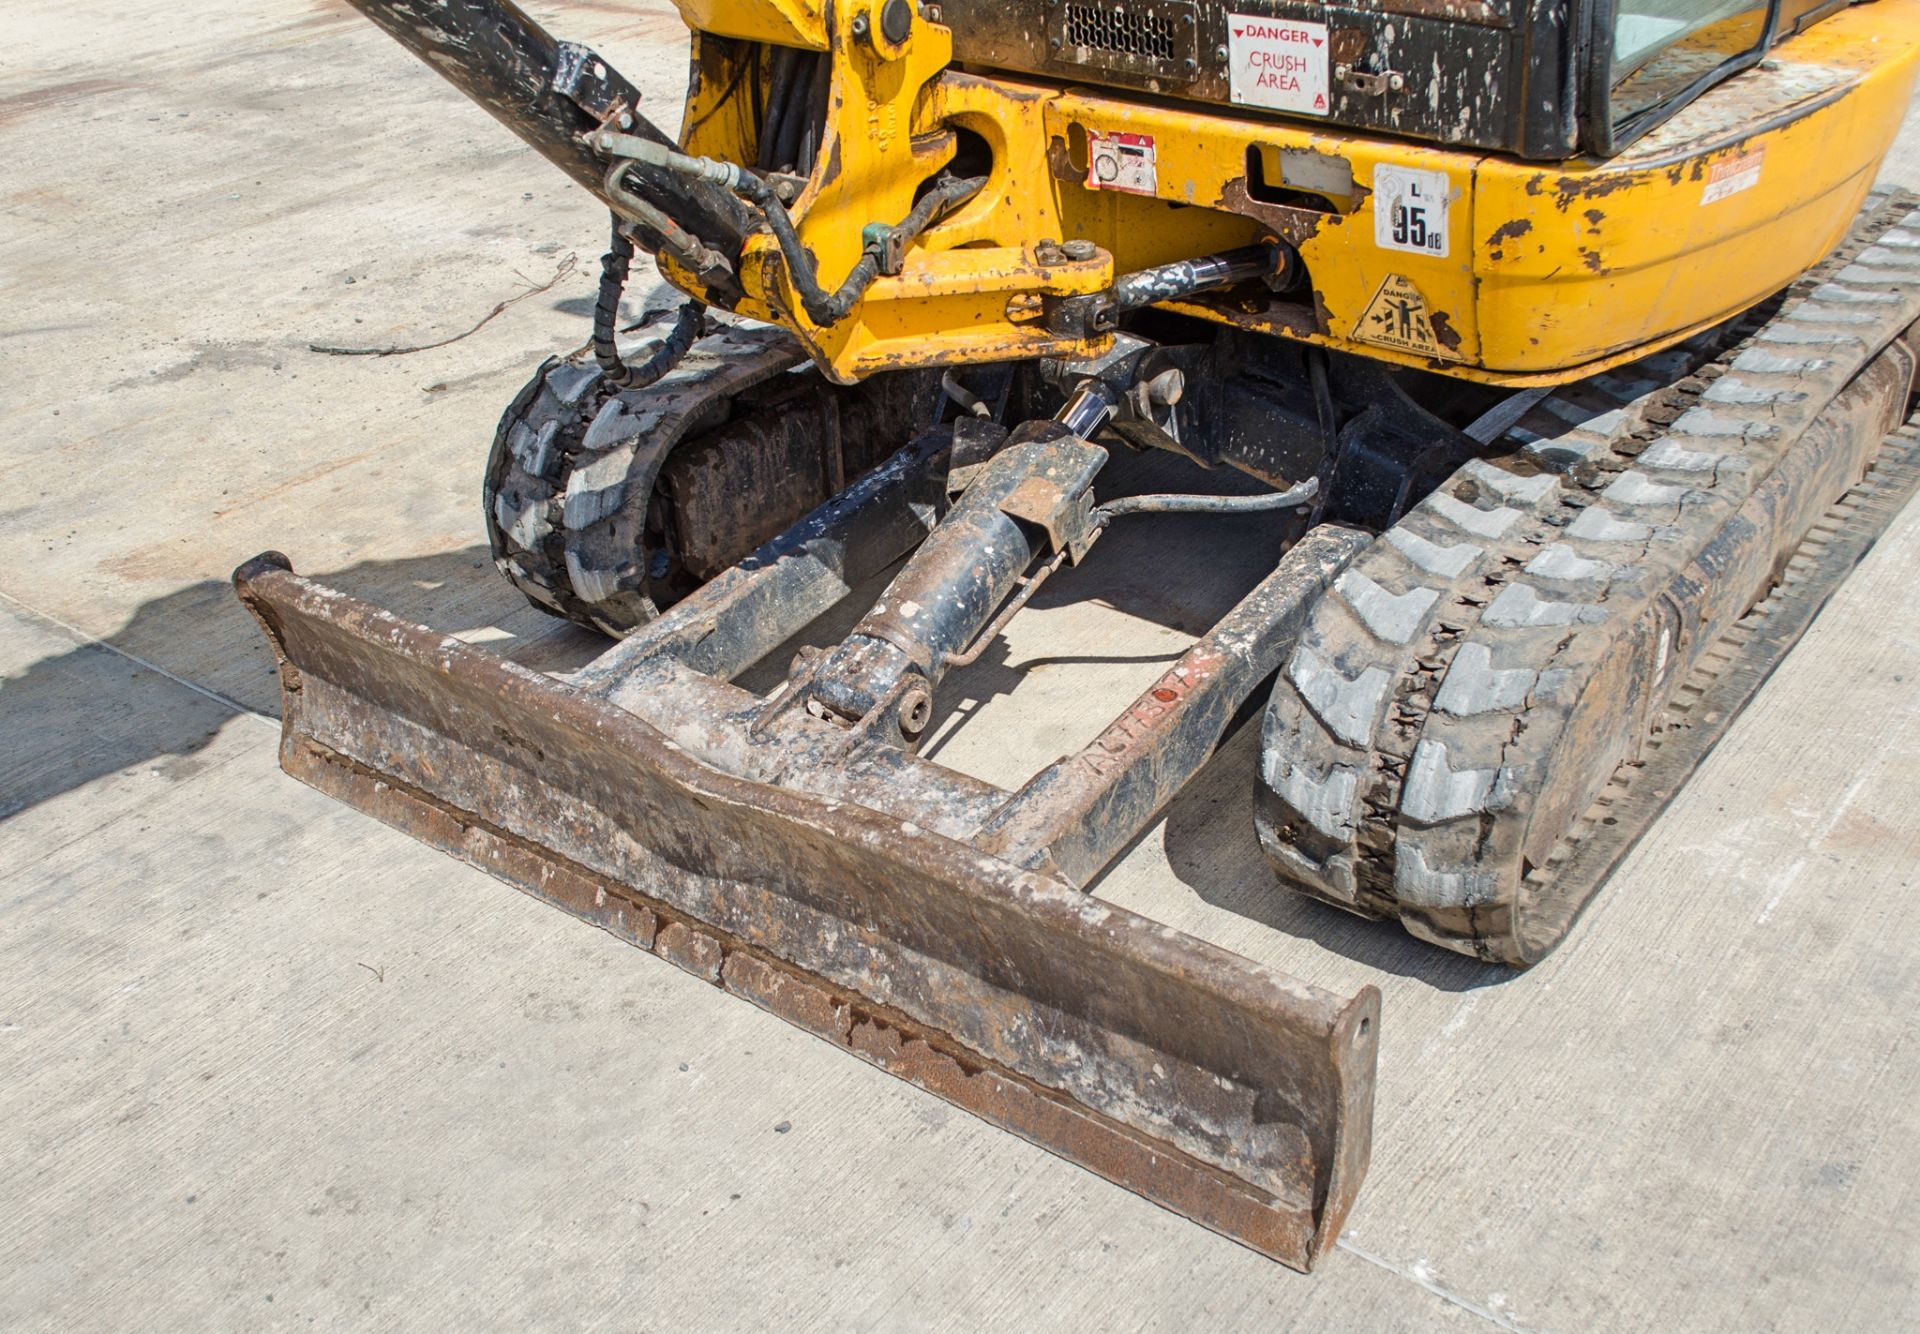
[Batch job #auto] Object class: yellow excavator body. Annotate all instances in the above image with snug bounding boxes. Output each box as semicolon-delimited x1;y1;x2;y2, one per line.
663;0;1920;383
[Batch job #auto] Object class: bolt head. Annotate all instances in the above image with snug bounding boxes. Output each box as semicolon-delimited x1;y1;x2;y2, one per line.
851;12;871;36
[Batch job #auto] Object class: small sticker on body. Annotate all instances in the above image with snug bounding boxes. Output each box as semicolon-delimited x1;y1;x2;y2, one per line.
1227;15;1329;116
1086;131;1158;196
1700;149;1764;205
1373;165;1451;258
1355;274;1459;360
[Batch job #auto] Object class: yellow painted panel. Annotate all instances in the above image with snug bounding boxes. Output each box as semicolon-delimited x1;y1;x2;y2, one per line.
662;0;1920;384
1472;0;1920;370
671;0;825;50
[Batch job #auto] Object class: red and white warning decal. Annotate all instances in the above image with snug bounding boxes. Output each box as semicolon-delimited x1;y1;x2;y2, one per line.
1086;130;1158;197
1226;15;1329;117
1700;149;1763;205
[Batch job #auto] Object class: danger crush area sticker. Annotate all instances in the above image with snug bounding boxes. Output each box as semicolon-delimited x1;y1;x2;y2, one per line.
1227;15;1329;117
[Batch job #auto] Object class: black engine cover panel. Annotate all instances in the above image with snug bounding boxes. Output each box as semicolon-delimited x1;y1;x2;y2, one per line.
942;0;1578;158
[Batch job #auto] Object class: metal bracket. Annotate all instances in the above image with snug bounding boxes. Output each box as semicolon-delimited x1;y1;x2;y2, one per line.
998;472;1100;564
861;221;908;276
551;41;639;118
1039;332;1155;397
946;417;1011;496
1333;64;1405;96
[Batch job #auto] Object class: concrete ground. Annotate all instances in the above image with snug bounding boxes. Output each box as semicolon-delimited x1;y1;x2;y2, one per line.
4;3;1918;1328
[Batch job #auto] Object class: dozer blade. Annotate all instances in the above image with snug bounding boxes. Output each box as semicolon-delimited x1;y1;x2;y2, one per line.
232;550;1378;1270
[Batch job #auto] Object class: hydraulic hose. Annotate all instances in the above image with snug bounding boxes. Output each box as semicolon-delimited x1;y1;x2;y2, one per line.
1095;476;1320;524
773;54;821;177
753;171;985;326
588;129;986;328
603;160;733;281
594;217;705;390
756;46;802;172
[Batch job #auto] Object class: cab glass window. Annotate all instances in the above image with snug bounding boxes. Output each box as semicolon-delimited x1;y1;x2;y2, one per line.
1607;0;1772;126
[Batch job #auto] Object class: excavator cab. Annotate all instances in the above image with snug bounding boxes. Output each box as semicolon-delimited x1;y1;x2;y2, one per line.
1601;0;1855;148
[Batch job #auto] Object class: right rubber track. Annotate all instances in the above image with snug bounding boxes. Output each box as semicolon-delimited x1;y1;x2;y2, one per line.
1258;190;1920;965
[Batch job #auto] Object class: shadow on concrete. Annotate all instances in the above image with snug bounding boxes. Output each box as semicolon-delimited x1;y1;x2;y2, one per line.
0;545;606;824
1151;726;1516;990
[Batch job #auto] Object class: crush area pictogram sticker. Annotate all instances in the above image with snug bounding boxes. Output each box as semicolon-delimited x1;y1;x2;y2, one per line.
1354;274;1459;360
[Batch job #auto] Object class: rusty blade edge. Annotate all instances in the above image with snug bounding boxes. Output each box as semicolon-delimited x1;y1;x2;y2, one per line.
234;553;1379;1270
285;734;1354;1267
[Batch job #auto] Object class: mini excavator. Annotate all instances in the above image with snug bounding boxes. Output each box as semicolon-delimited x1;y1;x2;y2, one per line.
236;0;1920;1268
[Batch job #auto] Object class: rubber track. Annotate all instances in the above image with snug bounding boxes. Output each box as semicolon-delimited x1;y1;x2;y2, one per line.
1258;189;1920;964
484;324;804;636
1521;414;1920;958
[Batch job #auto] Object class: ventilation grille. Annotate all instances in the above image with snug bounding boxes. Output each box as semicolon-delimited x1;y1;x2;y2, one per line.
1062;3;1177;60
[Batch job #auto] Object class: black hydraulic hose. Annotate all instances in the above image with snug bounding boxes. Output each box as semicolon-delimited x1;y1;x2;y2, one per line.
594;217;704;390
773;53;818;176
791;53;829;177
745;171;986;326
757;46;801;171
1095;477;1320;524
616;303;704;389
748;49;764;150
588;130;986;327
